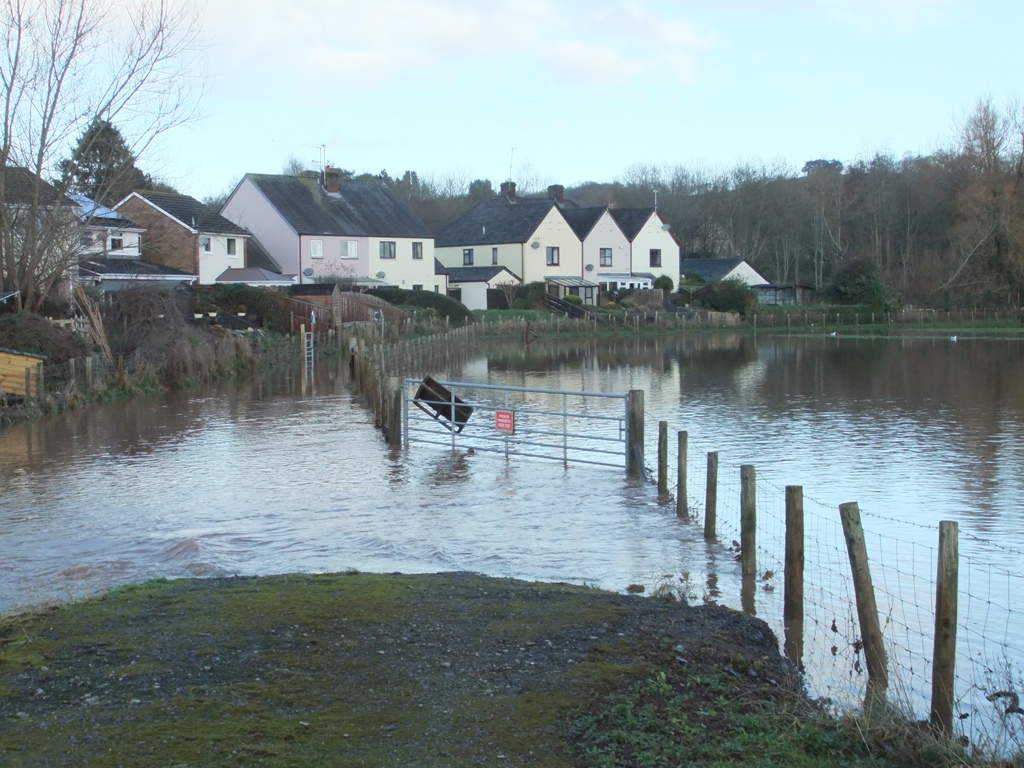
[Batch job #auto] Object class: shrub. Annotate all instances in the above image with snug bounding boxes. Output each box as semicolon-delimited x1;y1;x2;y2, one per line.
696;278;757;316
367;288;473;322
828;259;900;312
653;275;674;293
196;285;287;331
523;281;547;309
0;312;89;363
563;294;583;306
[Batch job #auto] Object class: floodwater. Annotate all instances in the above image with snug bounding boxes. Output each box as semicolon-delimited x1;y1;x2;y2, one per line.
1;331;1023;744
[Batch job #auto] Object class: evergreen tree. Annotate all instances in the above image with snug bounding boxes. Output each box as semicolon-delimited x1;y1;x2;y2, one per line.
60;119;147;206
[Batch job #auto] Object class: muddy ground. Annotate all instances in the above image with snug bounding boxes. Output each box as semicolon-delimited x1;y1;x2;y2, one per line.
0;572;803;767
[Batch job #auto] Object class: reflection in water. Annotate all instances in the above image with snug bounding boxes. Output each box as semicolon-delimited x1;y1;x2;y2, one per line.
2;334;1023;745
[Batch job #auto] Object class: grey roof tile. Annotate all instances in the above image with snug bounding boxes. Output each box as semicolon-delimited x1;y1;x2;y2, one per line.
680;258;748;282
2;167;71;207
77;257;195;278
444;265;521;283
435;197;558;247
137;191;249;235
244;174;432;238
609;208;655;240
561;207;606;239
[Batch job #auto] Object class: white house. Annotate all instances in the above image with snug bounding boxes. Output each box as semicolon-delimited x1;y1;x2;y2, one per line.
562;207;635;293
69;194;145;259
609;208;680;289
435;182;584;290
440;265;522;310
221;170;437;292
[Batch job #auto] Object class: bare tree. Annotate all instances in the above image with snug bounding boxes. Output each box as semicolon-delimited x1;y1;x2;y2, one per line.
802;159;846;288
1;0;200;311
944;99;1024;299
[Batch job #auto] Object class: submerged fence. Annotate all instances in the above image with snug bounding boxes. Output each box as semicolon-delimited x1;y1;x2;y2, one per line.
343;322;1024;756
651;421;1024;756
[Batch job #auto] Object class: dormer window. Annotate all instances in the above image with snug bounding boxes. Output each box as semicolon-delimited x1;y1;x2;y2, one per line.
110;235;123;250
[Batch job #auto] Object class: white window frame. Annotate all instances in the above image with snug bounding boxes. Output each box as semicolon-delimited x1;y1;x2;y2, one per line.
311;239;323;259
546;246;559;266
341;240;357;259
380;241;396;259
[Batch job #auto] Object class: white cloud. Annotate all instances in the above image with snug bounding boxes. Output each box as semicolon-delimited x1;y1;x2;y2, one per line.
202;0;716;94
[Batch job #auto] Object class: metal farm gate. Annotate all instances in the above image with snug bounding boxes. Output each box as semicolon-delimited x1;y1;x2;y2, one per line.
403;377;638;470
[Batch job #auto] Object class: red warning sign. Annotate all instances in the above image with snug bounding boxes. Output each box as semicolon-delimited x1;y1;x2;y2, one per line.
495;410;515;434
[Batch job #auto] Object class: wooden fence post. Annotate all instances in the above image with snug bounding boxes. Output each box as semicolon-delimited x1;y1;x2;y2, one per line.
784;485;804;669
704;451;718;540
930;520;959;735
657;421;668;494
740;465;756;577
626;390;644;477
388;387;403;447
676;431;687;518
839;501;889;707
85;355;93;387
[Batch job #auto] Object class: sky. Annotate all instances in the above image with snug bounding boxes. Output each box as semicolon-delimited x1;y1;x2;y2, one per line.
144;0;1023;202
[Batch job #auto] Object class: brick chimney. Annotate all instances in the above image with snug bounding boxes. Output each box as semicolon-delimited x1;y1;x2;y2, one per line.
323;166;340;194
547;184;565;205
500;181;517;200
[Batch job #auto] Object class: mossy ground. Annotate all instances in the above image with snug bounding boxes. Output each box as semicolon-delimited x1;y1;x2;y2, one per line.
0;573;980;767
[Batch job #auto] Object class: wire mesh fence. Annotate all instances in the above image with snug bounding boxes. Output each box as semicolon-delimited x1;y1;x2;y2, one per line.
657;422;1024;755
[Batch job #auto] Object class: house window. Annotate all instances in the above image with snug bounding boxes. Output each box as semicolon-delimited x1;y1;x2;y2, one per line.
380;241;396;259
546;246;559;266
341;240;357;259
649;249;662;268
412;284;423;291
226;238;237;256
599;247;613;267
311;239;323;259
491;247;498;265
463;248;474;265
412;241;423;260
110;236;123;251
202;238;211;253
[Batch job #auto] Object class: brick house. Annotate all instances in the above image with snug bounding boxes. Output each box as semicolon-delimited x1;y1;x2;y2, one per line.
115;191;250;284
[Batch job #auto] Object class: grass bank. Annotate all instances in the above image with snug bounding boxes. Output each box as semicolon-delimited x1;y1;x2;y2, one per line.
0;572;981;767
